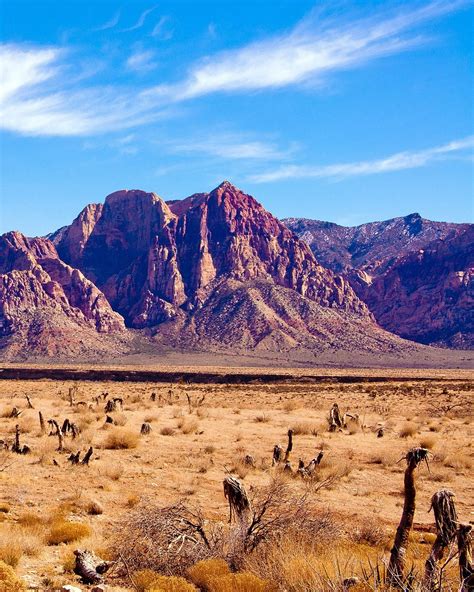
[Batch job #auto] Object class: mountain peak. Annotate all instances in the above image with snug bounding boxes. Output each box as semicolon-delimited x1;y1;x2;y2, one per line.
214;180;242;193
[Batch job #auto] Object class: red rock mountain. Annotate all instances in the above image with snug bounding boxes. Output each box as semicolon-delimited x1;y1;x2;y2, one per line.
284;214;473;347
54;182;370;330
0;231;125;358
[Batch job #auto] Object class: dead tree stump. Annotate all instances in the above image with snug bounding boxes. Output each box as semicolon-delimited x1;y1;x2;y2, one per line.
388;447;429;587
25;395;34;409
39;411;45;434
284;429;293;463
73;549;110;584
423;489;458;591
328;403;343;431
12;425;30;454
140;423;152;435
223;475;251;524
458;524;473;592
82;447;93;465
272;444;282;466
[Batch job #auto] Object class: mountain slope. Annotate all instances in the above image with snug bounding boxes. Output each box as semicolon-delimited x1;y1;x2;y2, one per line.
0;231;126;358
285;214;472;347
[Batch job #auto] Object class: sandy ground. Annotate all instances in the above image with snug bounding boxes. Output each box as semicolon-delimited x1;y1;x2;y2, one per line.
0;370;472;590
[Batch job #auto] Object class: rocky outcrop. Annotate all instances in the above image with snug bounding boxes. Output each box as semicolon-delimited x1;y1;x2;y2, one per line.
0;231;125;357
54;182;371;331
285;215;472;347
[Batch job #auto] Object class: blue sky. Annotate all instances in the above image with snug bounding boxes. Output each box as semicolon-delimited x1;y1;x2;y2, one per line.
0;0;473;236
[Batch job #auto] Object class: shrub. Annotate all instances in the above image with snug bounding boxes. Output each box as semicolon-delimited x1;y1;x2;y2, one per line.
398;422;418;438
291;422;314;435
0;542;22;568
419;435;437;449
46;520;91;545
187;558;230;589
134;569;162;592
205;572;272;592
177;418;198;434
0;560;25;592
85;500;104;515
149;575;197;591
0;503;10;514
103;428;138;449
160;426;176;436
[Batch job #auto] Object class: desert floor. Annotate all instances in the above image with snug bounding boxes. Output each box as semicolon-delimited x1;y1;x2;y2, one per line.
0;368;472;591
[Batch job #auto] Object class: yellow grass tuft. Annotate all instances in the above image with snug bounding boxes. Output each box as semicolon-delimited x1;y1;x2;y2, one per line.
187;558;230;589
46;520;91;545
0;560;25;592
103;427;139;449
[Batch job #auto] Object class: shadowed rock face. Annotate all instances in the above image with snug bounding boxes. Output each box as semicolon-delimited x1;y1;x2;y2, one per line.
0;231;125;356
285;215;473;347
54;182;371;329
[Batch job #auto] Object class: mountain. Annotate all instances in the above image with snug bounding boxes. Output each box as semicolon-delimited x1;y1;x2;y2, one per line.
0;181;414;359
284;214;473;347
0;231;126;358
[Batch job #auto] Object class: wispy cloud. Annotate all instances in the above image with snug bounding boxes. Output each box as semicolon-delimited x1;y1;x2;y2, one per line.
249;137;474;182
151;16;173;40
169;133;295;160
0;2;469;137
120;7;156;33
150;0;466;100
93;11;120;32
126;49;157;72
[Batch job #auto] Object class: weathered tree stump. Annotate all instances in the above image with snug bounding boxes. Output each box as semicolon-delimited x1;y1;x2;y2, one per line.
423;489;458;591
73;549;110;584
272;444;282;466
388;447;429;587
284;429;293;463
39;411;45;434
25;395;34;409
223;475;251;524
140;423;152;435
458;524;473;592
82;447;93;465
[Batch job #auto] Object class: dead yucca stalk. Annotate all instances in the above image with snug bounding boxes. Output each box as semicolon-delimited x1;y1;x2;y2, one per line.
223;475;251;524
457;524;473;592
388;447;429;588
423;489;458;591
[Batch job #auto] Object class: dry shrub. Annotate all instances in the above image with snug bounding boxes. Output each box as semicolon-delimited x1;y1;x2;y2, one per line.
398;422;418;438
419;435;437;449
0;504;10;514
205;572;272;592
104;463;124;481
187;559;230;589
254;414;269;423
0;560;25;592
0;541;22;568
350;519;387;547
134;568;162;591
17;512;43;528
204;445;215;454
177;418;198;434
283;400;300;412
127;494;141;507
290;422;313;435
443;454;472;470
103;428;138;449
149;575;197;591
112;412;128;426
160;426;176;436
85;500;104;515
46;520;91;545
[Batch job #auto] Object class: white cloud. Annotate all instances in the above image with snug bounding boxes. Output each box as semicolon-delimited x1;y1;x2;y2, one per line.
0;1;469;137
93;11;120;32
120;7;156;33
151;16;173;40
151;0;466;100
249;136;474;182
126;49;157;72
169;133;294;160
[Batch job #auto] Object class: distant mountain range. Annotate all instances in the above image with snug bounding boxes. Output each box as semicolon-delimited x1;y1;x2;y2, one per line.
284;214;473;348
0;182;472;360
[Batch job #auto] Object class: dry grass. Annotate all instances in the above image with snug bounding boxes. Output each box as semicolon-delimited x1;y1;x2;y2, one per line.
0;373;471;590
103;427;139;449
46;520;91;545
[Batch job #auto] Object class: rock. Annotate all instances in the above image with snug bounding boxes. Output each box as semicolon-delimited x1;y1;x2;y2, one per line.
60;586;82;592
91;586;107;592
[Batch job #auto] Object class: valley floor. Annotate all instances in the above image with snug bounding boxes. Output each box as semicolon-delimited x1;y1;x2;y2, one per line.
0;368;472;590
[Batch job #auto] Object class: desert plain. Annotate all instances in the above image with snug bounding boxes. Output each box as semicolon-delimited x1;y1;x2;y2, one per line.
0;366;472;591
